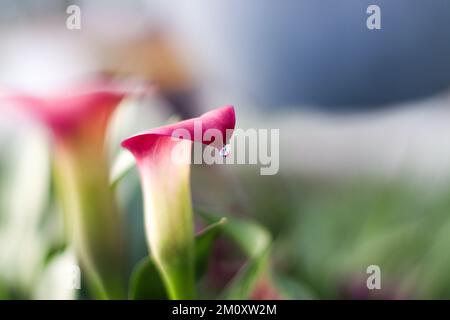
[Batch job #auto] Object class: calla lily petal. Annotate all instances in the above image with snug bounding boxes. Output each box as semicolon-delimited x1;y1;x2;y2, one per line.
121;105;235;299
122;105;235;156
4;79;137;140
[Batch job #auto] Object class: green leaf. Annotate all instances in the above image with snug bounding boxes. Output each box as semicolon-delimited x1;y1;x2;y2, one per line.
197;210;272;299
195;217;227;279
129;217;226;299
129;257;168;300
272;273;317;299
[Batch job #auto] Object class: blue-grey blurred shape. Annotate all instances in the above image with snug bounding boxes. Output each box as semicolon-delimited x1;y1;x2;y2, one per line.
160;0;450;111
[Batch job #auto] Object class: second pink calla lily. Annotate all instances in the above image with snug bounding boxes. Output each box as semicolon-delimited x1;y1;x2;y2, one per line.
2;78;136;299
121;105;235;299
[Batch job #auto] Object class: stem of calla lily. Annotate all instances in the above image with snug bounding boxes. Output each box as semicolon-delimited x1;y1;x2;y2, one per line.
53;142;126;299
122;105;235;300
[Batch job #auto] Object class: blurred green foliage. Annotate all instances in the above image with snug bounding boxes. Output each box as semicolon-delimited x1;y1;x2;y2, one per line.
239;172;450;299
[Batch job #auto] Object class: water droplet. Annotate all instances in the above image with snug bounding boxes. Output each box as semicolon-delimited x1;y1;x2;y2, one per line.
219;144;231;158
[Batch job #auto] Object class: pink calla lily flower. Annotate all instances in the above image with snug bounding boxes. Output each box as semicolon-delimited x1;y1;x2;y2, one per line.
122;105;235;299
6;80;132;140
3;78;139;299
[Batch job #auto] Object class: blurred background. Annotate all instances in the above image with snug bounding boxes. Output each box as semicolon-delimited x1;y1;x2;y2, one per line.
1;0;450;299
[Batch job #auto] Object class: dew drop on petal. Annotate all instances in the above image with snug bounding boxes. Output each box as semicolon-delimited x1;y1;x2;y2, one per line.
219;144;231;158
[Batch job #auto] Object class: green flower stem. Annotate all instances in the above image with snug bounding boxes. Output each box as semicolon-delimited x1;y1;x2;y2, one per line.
53;142;126;299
